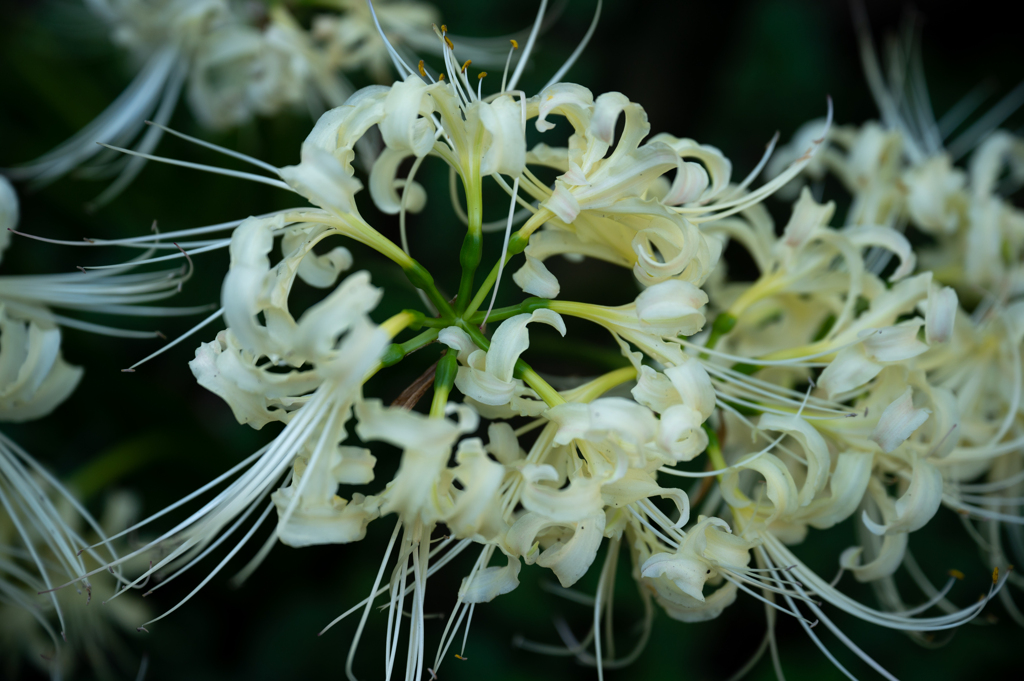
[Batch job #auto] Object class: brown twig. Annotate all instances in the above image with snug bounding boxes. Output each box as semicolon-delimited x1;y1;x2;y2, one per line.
391;360;439;409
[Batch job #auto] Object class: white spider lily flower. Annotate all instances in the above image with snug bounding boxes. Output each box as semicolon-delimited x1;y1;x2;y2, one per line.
863;458;943;537
818;319;929;399
870;387;932;453
218;214;370;368
354;398;469;524
648;135;733;205
633;358;716;421
548;284;709;368
765;117;831;197
437;438;507;541
798;450;874;530
281;144;367;218
457;551;521;604
311;1;438;81
518;85;716;288
6;0;227;201
721;451;800;526
441;310;565;406
188;25;293;130
517;463;604;522
710;190;920;362
833;122;904;194
504;507;606;588
547;398;657;450
0;307;82;422
512;248;562;298
0;431;124;644
506;209;625;292
839;481;909;583
77;259;390;625
536;89;678;223
776;186;836;252
757;413;832;507
635;280;709;335
656;404;709;462
270;460;381;548
641;516;752;603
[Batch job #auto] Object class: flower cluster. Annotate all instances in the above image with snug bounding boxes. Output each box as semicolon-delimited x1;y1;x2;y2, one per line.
2;2;1022;680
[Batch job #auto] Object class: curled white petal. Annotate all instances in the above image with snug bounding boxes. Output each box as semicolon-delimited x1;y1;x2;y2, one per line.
459;552;521;604
513;254;561;298
757;412;831;506
505;510;605;588
925;285;958;344
664;357;715;420
438;327;477;364
635;280;708;337
870;387;931;453
486;309;566;383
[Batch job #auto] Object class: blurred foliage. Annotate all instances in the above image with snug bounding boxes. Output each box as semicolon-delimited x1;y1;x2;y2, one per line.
0;0;1022;679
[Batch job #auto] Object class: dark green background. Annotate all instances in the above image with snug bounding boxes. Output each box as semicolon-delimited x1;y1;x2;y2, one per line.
1;0;1022;679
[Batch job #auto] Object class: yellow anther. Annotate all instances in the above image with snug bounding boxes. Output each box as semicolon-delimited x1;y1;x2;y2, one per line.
461;59;472;73
441;24;447;33
510;39;519;49
445;35;454;50
948;569;965;580
418;60;426;77
438;73;445;81
477;72;487;80
455;654;468;661
993;567;1000;584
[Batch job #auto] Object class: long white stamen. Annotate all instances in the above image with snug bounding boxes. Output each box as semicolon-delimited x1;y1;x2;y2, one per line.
540;0;602;91
627;504;678;547
7;46;181;186
482;176;520;326
682;97;833;222
734;131;781;192
80;240;229;270
143;121;281;175
366;0;416;78
122;308;224;372
138;502;276;628
500;41;517;93
343;522;402;681
90;59;189;208
658;431;782;479
937;80;995;139
97;143;293;190
948;79;1024;160
507;0;548;92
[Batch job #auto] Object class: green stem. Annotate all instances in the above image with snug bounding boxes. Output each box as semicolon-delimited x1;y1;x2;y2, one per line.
380;328;440;368
703;312;737;353
464;231;529;318
403;261;456;319
298;211;455;319
463;209;550;318
466;297;550;325
455;152;483;314
430;350;459;416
